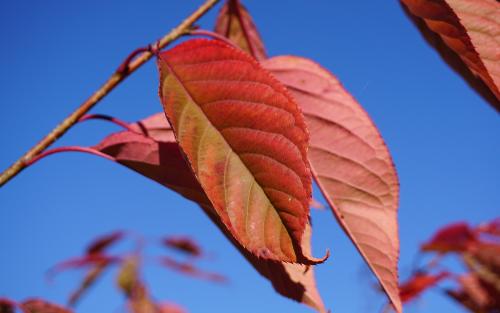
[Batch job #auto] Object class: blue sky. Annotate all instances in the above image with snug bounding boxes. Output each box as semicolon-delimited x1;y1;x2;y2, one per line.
0;1;498;313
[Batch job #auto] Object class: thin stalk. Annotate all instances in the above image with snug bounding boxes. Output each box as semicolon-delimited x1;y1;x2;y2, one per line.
78;114;137;133
190;29;238;47
25;146;114;167
0;0;220;187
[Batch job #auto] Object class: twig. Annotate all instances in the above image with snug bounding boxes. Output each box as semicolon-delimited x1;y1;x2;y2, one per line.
0;0;220;187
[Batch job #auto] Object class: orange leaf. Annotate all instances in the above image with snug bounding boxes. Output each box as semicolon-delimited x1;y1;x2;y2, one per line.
263;56;401;312
214;0;267;60
401;0;500;111
157;39;323;265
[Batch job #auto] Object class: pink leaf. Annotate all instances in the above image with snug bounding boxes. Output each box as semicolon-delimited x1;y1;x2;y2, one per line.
401;0;500;111
263;56;401;312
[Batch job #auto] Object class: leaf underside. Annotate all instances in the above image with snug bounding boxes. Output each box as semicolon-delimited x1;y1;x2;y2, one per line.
401;0;500;111
263;56;402;312
157;39;322;265
92;113;326;312
214;0;267;60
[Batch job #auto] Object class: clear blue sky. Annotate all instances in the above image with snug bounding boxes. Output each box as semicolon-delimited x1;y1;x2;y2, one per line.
0;1;498;312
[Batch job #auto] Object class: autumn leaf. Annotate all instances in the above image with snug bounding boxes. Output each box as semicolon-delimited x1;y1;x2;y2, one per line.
467;243;500;277
214;0;267;60
47;254;120;279
157;39;325;265
85;230;125;255
421;222;476;253
278;222;326;312
47;253;119;306
400;0;500;111
446;273;500;312
116;256;141;296
67;263;107;307
162;236;203;258
263;55;401;312
477;218;500;238
116;256;158;313
90;113;327;312
94;128;210;207
0;298;16;313
19;299;72;313
399;271;449;303
32;111;326;311
158;256;227;283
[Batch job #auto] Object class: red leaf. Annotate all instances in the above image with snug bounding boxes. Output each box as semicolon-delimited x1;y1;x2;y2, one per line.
401;0;500;111
85;230;124;255
158;39;324;265
399;271;449;304
477;218;500;238
47;254;119;279
214;0;267;60
447;273;500;312
93;113;327;312
421;222;476;253
162;236;203;258
469;243;500;275
0;298;16;313
19;299;72;313
67;263;108;306
458;274;494;309
158;256;227;283
263;56;401;312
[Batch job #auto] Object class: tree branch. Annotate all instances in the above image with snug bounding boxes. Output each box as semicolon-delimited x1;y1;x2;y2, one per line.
0;0;220;187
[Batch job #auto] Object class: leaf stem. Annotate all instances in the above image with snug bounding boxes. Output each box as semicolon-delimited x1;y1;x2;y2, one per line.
189;29;238;47
78;114;137;133
25;146;114;167
0;0;220;187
